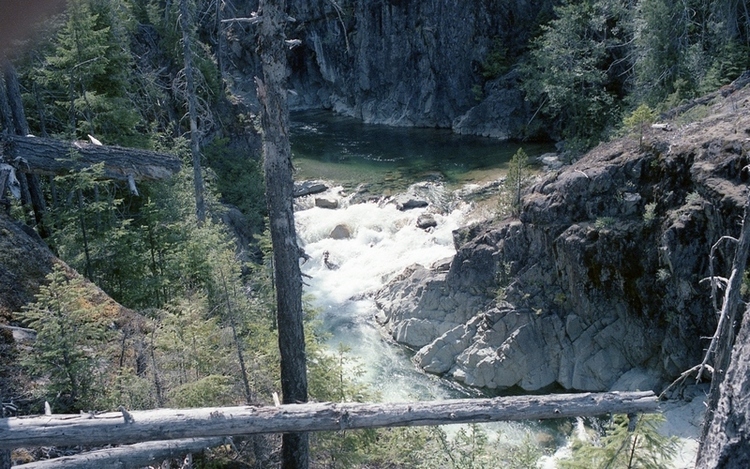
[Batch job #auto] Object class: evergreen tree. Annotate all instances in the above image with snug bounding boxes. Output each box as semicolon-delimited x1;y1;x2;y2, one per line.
523;0;632;150
17;264;115;411
34;0;141;143
501;147;532;217
560;413;679;469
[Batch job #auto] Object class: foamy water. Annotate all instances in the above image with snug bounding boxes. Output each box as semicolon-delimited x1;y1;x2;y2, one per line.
295;185;470;401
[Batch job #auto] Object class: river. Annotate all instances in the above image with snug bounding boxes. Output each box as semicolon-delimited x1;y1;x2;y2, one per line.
291;111;557;448
289;111;702;468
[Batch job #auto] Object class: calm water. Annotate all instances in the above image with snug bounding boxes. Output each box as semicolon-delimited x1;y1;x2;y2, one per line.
291;110;552;191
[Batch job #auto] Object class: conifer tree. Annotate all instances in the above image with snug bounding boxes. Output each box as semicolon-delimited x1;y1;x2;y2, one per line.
502;148;531;217
17;264;114;411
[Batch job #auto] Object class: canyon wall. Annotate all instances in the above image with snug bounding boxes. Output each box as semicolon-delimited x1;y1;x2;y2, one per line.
225;0;554;138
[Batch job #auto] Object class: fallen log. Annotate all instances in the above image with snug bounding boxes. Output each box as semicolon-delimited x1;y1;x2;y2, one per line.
0;391;658;450
1;135;181;182
13;437;226;469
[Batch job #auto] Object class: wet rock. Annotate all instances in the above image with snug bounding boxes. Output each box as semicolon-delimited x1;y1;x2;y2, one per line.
452;74;528;139
315;198;338;209
329;224;351;239
375;86;750;392
398;199;429;211
228;1;554;139
416;214;437;230
294;180;329;197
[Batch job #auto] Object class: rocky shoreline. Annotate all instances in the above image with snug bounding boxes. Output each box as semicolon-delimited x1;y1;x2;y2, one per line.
371;81;750;394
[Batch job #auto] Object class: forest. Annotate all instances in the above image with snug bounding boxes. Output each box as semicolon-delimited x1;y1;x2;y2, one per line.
1;0;750;467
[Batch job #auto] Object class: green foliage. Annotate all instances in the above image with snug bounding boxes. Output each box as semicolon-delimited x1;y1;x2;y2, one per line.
17;264;115;411
500;148;532;217
307;343;371;403
203;138;266;231
643;202;657;224
623;104;656;146
482;38;510;79
634;0;750;106
522;0;630;148
559;414;679;469
99;367;156;411
435;424;492;469
34;0;142;143
168;375;235;408
700;40;750;93
595;216;616;229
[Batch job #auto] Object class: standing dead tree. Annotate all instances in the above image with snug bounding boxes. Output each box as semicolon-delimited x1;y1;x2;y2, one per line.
254;0;310;467
178;0;206;224
695;193;750;466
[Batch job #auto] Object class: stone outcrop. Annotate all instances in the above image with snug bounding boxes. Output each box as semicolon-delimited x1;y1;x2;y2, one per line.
225;0;554;138
374;80;750;392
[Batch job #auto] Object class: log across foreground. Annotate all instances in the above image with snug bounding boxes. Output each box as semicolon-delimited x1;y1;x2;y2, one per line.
14;437;226;469
0;391;658;450
1;134;181;181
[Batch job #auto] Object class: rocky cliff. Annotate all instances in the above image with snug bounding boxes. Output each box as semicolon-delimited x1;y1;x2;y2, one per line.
374;76;750;393
225;0;553;138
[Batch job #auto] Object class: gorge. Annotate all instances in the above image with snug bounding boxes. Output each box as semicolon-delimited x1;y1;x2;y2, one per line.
2;0;750;465
291;74;750;399
373;79;750;395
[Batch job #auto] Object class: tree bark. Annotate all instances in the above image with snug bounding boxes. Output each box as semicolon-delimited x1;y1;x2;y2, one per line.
1;134;181;181
179;0;206;224
2;61;29;136
13;437;225;469
256;0;309;467
2;62;49;235
0;391;658;450
696;196;750;467
696;301;750;467
0;74;13;133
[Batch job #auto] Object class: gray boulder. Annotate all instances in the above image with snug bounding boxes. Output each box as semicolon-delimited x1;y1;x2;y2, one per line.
315;198;339;209
416;214;437;230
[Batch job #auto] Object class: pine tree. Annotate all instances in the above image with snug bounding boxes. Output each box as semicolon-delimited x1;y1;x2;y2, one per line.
501;148;532;217
36;0;140;143
522;0;631;149
560;413;679;469
17;264;114;411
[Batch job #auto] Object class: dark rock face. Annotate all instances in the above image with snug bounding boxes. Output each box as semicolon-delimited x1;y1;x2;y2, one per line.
226;0;553;138
375;84;750;392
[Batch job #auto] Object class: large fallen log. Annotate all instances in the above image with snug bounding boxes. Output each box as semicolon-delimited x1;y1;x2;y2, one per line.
14;437;226;469
0;391;658;450
1;134;181;182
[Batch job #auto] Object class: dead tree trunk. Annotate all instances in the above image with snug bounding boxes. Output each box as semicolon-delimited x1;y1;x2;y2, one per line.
179;0;206;224
256;0;309;467
0;72;13;133
14;437;226;469
1;135;181;181
3;61;29;136
0;391;658;450
696;196;750;467
697;301;750;467
2;62;48;235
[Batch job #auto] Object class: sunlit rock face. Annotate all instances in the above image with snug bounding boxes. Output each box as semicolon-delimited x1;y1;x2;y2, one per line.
374;84;750;392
